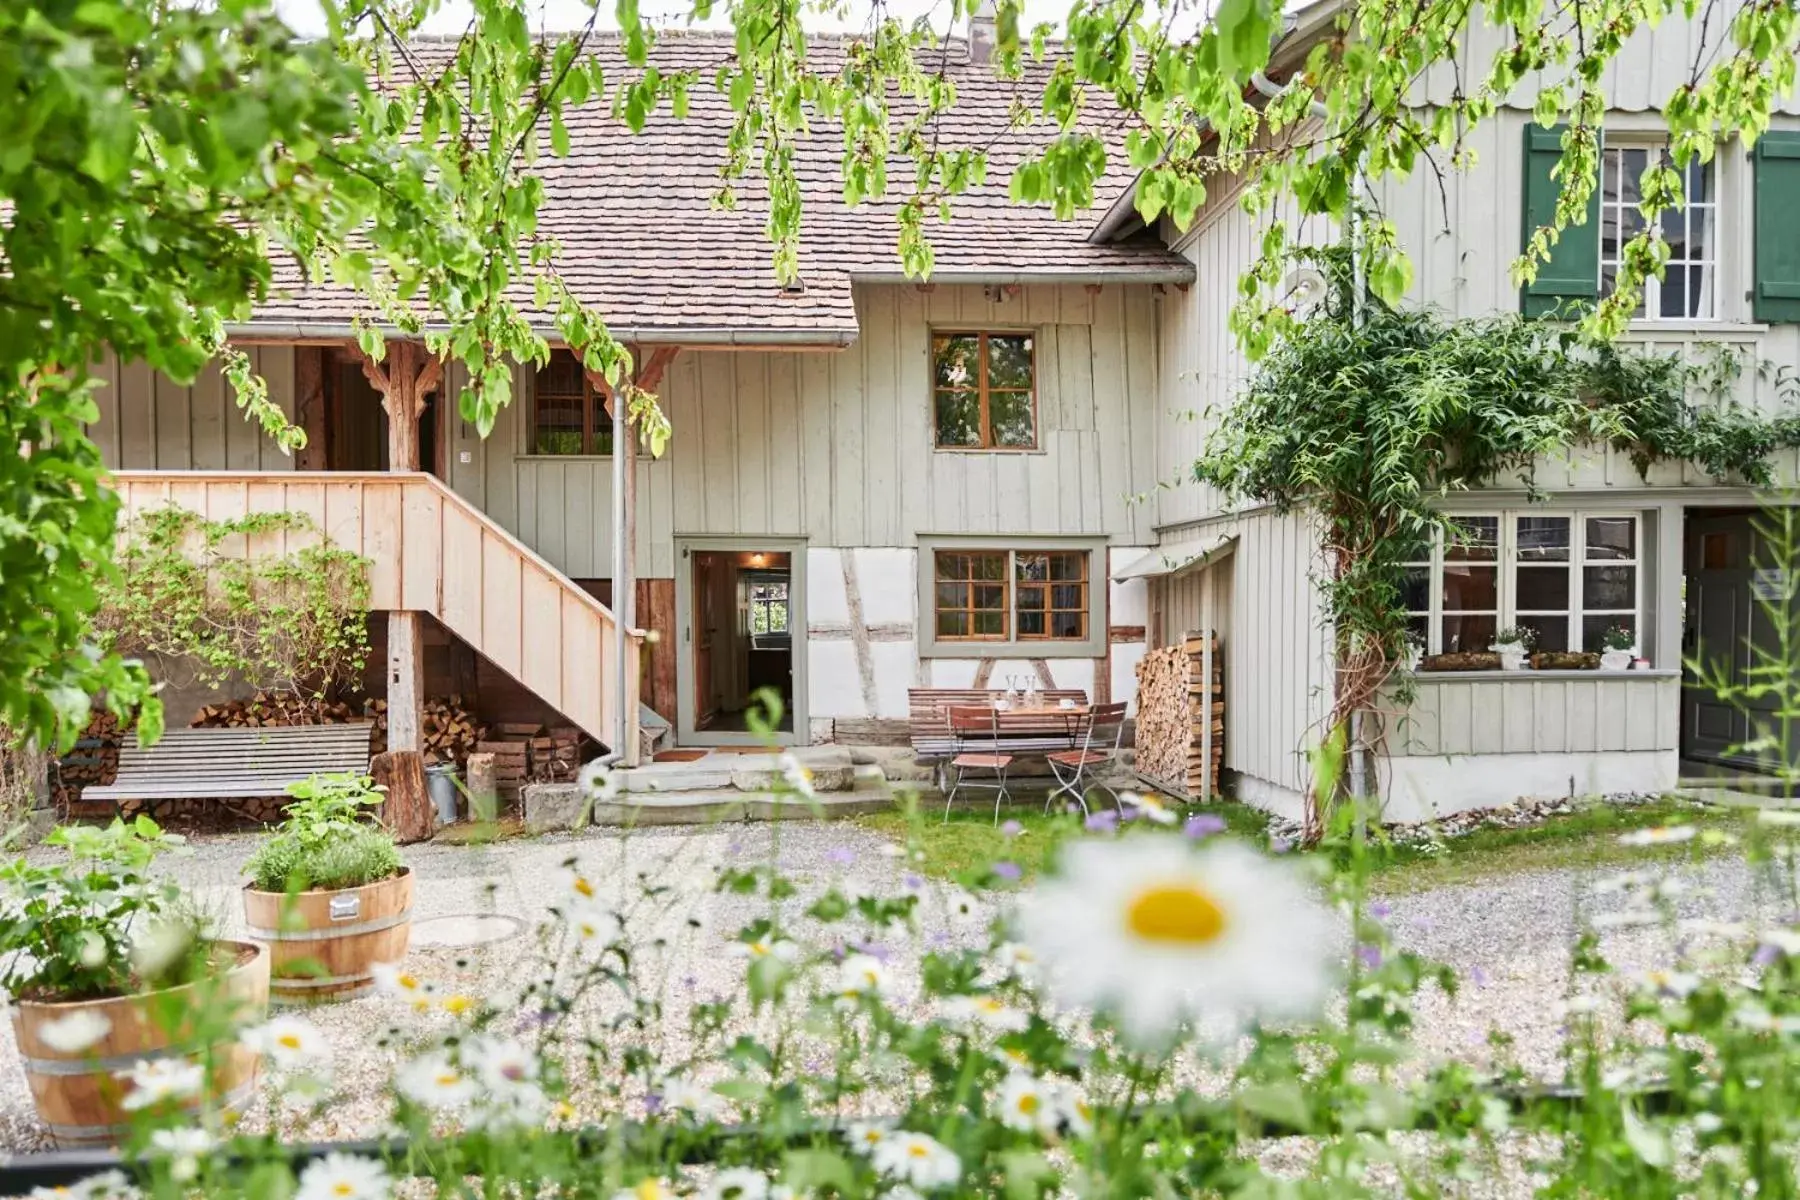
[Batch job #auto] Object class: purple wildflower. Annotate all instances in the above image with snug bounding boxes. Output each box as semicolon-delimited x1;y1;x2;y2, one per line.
1183;813;1227;840
1269;837;1292;854
1469;965;1490;988
1369;901;1392;919
904;872;925;891
1000;820;1024;838
1084;811;1119;834
826;847;856;868
1356;944;1383;970
644;1092;665;1115
993;861;1023;881
1754;942;1782;968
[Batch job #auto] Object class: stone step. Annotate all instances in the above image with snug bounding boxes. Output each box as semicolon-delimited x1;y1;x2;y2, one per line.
522;768;893;831
611;746;857;795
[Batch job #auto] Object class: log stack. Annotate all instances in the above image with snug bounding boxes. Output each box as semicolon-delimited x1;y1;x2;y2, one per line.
1132;632;1223;799
193;693;487;768
191;692;360;728
477;725;536;805
366;697;488;767
53;711;123;816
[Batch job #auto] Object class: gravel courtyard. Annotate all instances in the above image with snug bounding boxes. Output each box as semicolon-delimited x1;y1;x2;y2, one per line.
0;819;1783;1161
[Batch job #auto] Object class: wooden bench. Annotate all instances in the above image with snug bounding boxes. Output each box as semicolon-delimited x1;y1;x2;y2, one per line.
83;724;374;811
907;689;1090;763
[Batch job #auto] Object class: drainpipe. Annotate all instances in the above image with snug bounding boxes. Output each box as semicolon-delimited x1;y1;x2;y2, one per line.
1250;71;1373;825
612;389;630;761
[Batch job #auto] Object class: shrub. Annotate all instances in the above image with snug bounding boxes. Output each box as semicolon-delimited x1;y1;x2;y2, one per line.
246;772;401;894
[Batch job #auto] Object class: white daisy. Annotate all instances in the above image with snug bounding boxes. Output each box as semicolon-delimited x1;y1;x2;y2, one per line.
1680;918;1749;939
466;1081;551;1131
995;1071;1055;1133
658;1073;726;1119
148;1127;216;1183
1122;792;1179;826
580;760;621;802
240;1016;331;1074
991;941;1041;982
116;1058;204;1111
128;919;193;980
870;1131;961;1190
1015;837;1334;1044
1633;969;1701;999
36;1009;112;1054
1052;1081;1094;1137
76;931;107;970
844;1118;894;1155
370;961;437;1011
611;1182;677;1200
730;937;800;963
464;1035;540;1091
835;953;892;1004
942;888;983;929
395;1050;477;1110
1618;825;1697;847
777;752;816;799
564;867;606;904
1556;995;1602;1018
567;900;623;946
700;1167;770;1200
295;1152;391;1200
31;1170;140;1200
939;994;1029;1034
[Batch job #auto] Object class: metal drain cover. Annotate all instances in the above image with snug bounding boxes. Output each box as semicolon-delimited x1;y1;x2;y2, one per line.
409;913;527;949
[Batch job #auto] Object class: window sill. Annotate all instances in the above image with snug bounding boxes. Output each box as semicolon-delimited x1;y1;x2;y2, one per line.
931;446;1047;456
515;454;614;463
1406;667;1680;681
1623;320;1770;336
920;640;1105;660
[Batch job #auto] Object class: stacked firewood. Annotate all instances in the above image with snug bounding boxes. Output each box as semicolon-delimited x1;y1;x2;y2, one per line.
191;692;361;727
1132;634;1224;798
366;697;488;768
52;711;123;814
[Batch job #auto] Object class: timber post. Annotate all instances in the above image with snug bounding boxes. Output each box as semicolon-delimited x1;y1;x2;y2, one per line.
358;339;443;759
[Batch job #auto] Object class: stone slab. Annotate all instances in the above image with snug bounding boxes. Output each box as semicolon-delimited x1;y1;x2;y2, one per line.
522;774;895;830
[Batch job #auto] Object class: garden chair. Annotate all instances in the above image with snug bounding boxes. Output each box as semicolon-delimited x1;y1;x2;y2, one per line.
1045;702;1129;816
945;705;1015;825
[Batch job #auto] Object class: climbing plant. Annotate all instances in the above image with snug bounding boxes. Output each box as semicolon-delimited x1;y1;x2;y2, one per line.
95;507;373;701
1197;269;1800;828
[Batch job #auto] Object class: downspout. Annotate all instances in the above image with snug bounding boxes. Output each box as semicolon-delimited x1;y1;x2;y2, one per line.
612;388;630;762
1250;71;1373;824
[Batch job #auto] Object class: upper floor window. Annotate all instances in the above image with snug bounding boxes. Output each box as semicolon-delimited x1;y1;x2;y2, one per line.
1402;513;1641;656
531;349;613;456
1600;144;1716;320
932;332;1036;449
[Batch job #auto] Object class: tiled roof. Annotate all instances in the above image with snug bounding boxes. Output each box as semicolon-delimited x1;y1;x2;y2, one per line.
250;32;1192;342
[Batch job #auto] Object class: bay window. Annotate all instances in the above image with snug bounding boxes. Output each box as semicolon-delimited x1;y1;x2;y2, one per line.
1406;513;1641;657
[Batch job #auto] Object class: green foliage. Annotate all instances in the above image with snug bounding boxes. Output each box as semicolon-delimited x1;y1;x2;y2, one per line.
96;506;372;698
246;772;400;893
0;816;196;1001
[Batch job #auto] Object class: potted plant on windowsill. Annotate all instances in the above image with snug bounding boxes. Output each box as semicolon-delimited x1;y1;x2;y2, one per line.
1599;624;1638;672
243;772;412;1005
1;817;268;1146
1491;626;1535;671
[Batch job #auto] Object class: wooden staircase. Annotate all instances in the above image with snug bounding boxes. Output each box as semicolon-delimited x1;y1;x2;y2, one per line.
109;471;641;759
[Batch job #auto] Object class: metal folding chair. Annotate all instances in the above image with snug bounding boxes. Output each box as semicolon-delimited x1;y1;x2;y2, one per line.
945;705;1014;825
1045;701;1128;816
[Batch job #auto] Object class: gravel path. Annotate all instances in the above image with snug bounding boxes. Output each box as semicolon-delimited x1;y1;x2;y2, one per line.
0;822;1787;1167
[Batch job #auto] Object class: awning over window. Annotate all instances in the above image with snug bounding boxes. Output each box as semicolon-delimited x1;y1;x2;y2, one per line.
1111;533;1239;582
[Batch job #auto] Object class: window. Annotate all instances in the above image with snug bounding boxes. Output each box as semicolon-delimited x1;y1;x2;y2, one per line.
748;576;789;636
921;541;1102;656
531;349;613;456
1600;143;1717;320
1410;513;1641;656
932;332;1036;449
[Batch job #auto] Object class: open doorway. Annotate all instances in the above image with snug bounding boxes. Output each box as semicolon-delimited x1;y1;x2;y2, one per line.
675;539;807;745
325;354;443;474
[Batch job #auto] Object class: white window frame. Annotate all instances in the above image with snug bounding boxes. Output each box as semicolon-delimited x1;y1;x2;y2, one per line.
1410;512;1642;658
1598;138;1719;322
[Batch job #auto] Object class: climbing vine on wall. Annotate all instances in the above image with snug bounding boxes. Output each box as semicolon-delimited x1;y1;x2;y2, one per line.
95;507;373;700
1196;270;1800;829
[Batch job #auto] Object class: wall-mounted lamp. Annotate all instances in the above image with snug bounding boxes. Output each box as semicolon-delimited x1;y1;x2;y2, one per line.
749;552;766;567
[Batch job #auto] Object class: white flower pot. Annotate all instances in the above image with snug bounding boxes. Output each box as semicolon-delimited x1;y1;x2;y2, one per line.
1600;649;1634;671
1401;646;1423;673
1495;647;1529;671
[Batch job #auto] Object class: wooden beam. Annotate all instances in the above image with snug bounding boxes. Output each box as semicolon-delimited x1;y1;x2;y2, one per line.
356;338;442;473
387;612;425;753
294;347;327;472
371;749;432;844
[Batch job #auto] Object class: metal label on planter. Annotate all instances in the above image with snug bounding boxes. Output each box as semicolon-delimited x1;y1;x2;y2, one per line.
329;894;362;922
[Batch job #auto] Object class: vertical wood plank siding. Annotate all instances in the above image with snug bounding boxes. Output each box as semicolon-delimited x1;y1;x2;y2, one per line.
90;347;298;471
1386;674;1681;756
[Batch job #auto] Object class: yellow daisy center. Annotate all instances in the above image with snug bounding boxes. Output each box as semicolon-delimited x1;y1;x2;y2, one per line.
435;1070;461;1087
397;973;420;991
908;1142;930;1158
1017;1093;1039;1114
442;995;474;1015
277;1033;303;1050
1126;882;1228;945
976;997;1003;1013
574;877;595;898
333;1184;355;1198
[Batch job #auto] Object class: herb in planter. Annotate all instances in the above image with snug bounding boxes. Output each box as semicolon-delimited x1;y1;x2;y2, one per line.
1600;624;1637;653
0;816;201;1002
247;773;400;894
1492;626;1536;651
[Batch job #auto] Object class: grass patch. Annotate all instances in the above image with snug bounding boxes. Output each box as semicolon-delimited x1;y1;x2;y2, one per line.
859;793;1748;895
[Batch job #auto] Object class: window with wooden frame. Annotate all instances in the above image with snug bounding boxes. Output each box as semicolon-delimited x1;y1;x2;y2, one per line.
932;332;1037;449
931;548;1089;643
531;349;614;456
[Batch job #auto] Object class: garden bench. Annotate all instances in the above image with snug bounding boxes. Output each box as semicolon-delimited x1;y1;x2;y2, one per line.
83;724;374;811
907;689;1090;784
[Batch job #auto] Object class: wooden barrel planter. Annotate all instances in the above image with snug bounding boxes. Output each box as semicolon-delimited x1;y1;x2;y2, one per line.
243;867;414;1004
12;939;269;1147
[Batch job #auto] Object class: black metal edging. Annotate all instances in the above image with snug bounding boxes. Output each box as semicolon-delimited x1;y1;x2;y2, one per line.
0;1081;1680;1193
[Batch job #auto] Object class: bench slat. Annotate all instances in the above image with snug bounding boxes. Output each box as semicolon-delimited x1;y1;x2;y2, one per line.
87;724;375;805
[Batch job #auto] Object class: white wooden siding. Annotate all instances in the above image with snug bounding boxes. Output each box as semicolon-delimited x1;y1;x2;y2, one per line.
89;348;298;471
1385;672;1681;756
448;282;1163;582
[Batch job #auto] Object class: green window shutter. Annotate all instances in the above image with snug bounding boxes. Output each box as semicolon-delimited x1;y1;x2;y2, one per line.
1754;132;1800;323
1520;123;1601;317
